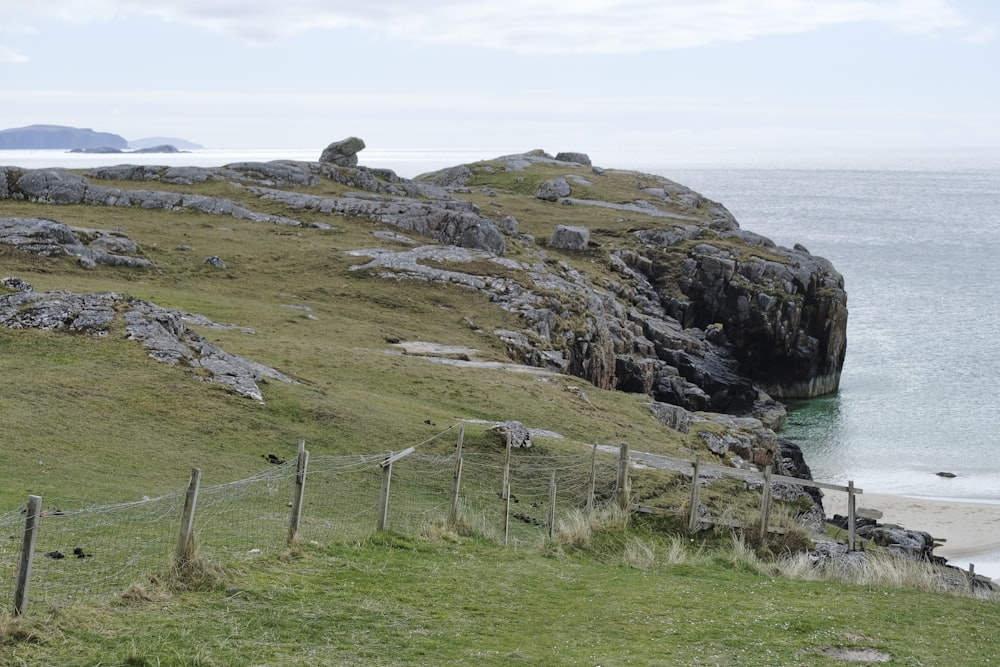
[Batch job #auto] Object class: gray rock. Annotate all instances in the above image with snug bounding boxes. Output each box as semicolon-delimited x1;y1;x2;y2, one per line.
549;224;590;250
1;276;32;292
0;217;154;269
535;177;571;202
319;137;366;166
251;187;505;255
421;165;474;188
490;420;532;448
0;289;294;401
204;256;226;269
554;152;592;166
648;402;691;433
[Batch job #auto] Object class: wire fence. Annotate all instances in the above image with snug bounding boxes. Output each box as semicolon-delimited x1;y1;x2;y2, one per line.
5;425;859;615
2;428;629;614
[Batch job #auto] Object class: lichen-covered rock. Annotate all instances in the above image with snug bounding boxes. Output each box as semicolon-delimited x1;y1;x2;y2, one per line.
549;224;589;250
0;289;294;402
535;177;571;201
0;217;154;269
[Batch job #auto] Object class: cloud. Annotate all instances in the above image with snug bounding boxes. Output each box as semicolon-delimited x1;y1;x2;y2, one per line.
6;0;994;53
0;46;28;64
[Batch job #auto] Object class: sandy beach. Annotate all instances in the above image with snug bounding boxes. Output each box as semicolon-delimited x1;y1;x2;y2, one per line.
824;491;1000;577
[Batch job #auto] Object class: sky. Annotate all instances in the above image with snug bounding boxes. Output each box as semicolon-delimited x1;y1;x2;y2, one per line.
2;0;999;167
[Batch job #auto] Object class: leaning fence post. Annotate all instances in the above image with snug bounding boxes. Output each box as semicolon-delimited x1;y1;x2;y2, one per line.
377;452;393;532
586;444;598;516
688;455;702;533
14;495;42;616
176;468;202;566
448;425;465;526
759;465;773;541
288;439;310;545
547;471;557;541
616;442;631;511
847;480;857;551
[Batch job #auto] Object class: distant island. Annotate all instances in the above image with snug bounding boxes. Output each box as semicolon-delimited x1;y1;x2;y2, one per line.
0;124;202;151
69;145;190;154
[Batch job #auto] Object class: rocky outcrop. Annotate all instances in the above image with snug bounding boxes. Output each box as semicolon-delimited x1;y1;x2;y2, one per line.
0;288;294;402
0;217;153;269
249;187;505;254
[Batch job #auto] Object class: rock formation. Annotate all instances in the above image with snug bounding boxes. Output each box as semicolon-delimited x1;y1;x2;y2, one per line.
0;288;294;402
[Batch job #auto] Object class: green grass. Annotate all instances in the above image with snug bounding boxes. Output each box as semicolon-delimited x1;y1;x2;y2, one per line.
3;531;999;666
2;157;997;664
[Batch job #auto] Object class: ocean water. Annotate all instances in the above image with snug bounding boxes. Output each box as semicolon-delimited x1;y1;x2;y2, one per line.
657;161;1000;505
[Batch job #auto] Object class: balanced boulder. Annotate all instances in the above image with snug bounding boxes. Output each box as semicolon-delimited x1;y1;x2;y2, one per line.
319;137;366;167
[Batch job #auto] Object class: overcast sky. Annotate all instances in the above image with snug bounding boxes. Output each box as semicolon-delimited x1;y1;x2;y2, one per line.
2;0;998;166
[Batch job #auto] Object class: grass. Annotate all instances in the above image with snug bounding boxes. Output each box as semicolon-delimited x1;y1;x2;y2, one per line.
3;530;999;666
2;156;998;664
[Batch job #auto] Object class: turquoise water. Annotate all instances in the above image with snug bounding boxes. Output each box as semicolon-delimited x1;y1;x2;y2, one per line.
659;163;1000;503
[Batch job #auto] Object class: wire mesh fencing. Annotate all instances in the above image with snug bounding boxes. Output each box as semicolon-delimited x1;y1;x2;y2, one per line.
4;436;628;614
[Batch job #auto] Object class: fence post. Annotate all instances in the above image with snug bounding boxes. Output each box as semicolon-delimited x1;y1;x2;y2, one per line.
969;563;977;594
847;480;857;551
688;455;702;533
586;444;597;515
288;439;310;545
547;471;557;541
502;481;511;546
377;452;393;532
14;495;42;616
501;430;512;500
176;468;202;565
448;425;465;526
616;442;631;511
759;465;773;541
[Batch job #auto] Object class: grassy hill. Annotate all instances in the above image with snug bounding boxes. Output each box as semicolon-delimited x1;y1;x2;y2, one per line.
2;153;999;665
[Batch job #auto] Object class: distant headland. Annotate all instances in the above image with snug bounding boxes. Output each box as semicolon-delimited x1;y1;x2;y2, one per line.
0;124;203;151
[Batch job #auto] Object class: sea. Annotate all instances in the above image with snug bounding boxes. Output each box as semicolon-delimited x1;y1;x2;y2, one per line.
4;146;999;573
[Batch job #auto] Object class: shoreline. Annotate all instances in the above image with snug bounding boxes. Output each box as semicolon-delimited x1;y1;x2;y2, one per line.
824;491;1000;578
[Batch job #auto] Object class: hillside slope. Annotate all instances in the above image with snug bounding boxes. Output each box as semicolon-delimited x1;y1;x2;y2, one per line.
0;142;842;507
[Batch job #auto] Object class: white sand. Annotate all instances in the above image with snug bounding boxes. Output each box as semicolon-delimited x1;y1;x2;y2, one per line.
824;491;1000;571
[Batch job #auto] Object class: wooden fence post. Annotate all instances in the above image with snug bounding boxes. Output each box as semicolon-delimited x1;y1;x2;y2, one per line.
448;425;465;526
616;442;631;511
288;439;310;545
377;452;393;532
176;468;202;565
547;471;557;541
501;430;512;500
688;455;702;533
969;563;977;594
14;495;42;616
759;465;773;541
502;481;511;546
847;480;857;551
586;444;597;516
